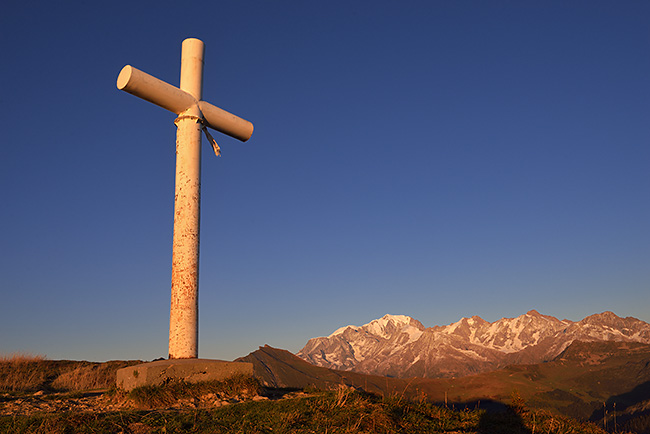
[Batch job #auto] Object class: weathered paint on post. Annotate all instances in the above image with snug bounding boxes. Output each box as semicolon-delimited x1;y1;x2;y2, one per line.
116;38;253;360
168;39;204;359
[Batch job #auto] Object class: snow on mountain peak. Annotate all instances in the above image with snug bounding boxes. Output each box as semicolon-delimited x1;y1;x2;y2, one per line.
299;311;650;380
327;314;422;340
370;314;416;332
381;314;414;324
328;324;359;338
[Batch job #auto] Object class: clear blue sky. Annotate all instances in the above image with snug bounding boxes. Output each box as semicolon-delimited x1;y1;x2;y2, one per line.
1;1;648;362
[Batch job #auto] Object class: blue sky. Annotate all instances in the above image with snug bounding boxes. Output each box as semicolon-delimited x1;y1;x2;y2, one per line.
1;1;648;362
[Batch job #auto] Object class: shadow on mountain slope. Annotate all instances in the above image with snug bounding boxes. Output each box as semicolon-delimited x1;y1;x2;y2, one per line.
238;345;536;432
479;410;532;434
238;342;650;427
590;380;650;433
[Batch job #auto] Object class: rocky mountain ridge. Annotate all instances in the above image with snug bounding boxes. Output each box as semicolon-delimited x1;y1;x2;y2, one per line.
297;311;650;378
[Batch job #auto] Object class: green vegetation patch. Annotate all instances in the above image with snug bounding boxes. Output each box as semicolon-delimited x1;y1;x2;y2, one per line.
124;374;262;409
1;386;608;434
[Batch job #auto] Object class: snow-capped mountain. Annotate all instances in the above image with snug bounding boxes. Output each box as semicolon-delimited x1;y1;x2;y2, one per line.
298;314;426;372
297;311;650;378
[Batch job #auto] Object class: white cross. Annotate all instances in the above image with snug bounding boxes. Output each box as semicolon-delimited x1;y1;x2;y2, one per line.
117;38;253;359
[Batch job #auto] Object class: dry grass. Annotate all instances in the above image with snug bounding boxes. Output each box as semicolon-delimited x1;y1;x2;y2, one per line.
0;353;46;363
0;353;49;392
51;361;135;391
0;355;140;393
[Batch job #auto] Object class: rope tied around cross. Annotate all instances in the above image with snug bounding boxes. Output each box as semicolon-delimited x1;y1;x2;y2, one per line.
174;114;222;157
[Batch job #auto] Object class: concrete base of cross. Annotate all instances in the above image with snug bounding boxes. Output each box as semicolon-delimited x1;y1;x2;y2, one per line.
116;358;254;391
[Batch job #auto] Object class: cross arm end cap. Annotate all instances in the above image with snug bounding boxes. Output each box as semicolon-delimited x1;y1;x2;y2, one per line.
116;65;133;90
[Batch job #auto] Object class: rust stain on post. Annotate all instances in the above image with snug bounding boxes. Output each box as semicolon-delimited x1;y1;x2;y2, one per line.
168;117;202;358
168;39;204;359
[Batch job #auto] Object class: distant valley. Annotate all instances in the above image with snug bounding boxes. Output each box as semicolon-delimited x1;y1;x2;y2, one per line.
236;310;650;429
239;340;650;430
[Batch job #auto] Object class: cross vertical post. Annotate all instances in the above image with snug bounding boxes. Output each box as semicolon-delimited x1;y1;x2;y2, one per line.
169;38;204;359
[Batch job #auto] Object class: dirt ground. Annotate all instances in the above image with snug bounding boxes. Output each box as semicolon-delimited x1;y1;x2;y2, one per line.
0;388;310;416
0;390;127;415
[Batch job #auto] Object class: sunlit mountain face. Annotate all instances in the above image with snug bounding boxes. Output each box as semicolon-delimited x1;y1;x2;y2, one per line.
297;311;650;379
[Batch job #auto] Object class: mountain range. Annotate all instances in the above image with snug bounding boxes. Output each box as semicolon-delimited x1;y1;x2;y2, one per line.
297;311;650;379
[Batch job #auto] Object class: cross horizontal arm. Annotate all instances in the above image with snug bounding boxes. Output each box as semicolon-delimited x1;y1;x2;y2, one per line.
117;65;195;116
117;65;253;142
198;100;253;142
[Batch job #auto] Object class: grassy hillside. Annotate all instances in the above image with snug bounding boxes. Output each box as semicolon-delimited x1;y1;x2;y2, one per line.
239;341;650;432
2;382;608;434
0;353;141;393
2;342;648;433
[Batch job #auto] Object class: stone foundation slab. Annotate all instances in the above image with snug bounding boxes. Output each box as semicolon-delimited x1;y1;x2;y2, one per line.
116;359;254;391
